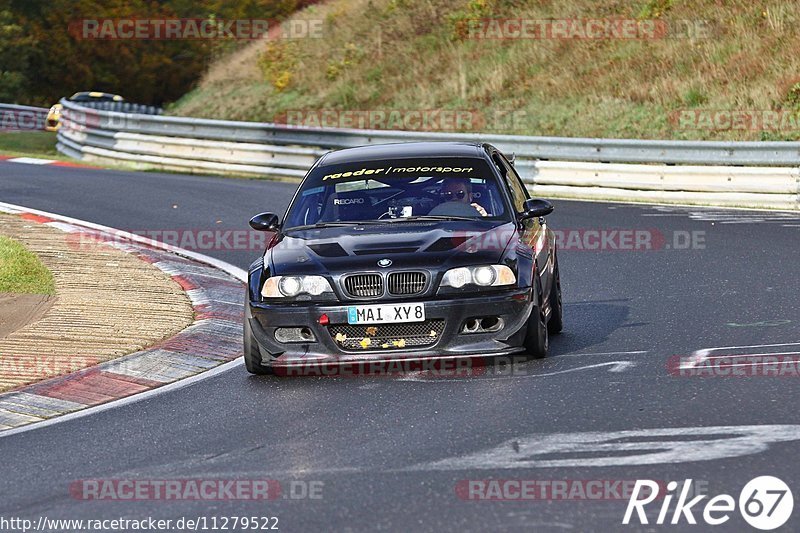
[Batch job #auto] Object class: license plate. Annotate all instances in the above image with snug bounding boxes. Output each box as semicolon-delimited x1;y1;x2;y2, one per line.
347;303;425;325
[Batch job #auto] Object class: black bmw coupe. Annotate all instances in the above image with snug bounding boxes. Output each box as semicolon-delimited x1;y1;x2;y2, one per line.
245;142;562;374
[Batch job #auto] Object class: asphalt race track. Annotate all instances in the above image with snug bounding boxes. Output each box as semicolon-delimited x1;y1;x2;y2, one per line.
1;161;799;531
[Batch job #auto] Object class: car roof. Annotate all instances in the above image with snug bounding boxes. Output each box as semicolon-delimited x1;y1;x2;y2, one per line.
69;92;125;101
317;142;488;167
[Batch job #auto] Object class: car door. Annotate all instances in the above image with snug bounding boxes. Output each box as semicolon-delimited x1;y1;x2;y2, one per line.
491;151;552;299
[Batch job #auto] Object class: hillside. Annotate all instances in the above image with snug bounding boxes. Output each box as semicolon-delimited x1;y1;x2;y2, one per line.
169;0;800;141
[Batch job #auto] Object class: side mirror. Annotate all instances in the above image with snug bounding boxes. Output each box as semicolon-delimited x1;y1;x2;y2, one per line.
249;212;281;231
519;199;554;220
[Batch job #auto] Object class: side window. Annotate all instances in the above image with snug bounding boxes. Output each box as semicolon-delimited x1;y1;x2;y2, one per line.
506;162;530;205
493;152;527;212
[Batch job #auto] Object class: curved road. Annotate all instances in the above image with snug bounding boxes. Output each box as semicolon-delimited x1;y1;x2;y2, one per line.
1;161;799;531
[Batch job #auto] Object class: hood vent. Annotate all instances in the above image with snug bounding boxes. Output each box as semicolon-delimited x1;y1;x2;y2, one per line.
425;235;468;252
308;242;348;257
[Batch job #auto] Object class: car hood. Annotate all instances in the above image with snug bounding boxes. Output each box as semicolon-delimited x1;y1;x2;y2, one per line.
268;221;517;275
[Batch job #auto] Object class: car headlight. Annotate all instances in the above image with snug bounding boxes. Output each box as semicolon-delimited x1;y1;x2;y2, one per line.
262;275;334;298
441;265;516;289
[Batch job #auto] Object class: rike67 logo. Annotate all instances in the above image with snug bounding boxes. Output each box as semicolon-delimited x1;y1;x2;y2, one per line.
623;476;793;530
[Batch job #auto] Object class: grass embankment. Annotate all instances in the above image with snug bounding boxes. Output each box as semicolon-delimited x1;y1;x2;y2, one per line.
0;234;55;294
0;131;60;159
169;0;800;141
0;131;141;171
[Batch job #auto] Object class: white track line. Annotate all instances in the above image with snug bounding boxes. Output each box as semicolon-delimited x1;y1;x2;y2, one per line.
704;361;798;368
6;157;57;165
559;350;647;357
703;351;800;360
0;201;247;439
680;342;800;369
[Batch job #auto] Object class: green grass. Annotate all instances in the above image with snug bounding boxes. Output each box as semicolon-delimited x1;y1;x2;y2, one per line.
0;131;141;172
0;131;61;159
0;235;55;294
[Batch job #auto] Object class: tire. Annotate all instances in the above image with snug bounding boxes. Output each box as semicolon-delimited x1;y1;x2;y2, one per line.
244;318;273;375
548;255;563;334
523;276;549;359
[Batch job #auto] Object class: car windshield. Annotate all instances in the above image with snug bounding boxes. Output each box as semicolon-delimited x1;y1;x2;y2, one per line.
283;157;509;228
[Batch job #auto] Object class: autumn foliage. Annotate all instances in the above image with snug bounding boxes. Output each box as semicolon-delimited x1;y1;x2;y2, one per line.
0;0;315;106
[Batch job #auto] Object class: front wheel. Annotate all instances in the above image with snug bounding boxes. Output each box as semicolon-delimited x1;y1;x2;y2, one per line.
244;318;272;375
523;278;549;359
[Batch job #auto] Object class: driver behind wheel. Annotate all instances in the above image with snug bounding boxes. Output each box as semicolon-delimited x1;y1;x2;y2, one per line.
439;178;488;216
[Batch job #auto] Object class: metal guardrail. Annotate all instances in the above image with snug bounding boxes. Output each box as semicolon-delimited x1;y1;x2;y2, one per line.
55;99;800;210
0;103;48;131
55;99;800;166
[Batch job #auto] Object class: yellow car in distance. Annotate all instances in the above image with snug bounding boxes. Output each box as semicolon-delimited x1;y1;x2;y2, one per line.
45;104;62;131
45;92;125;132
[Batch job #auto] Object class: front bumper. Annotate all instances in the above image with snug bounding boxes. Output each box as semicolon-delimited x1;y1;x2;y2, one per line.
247;289;535;368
